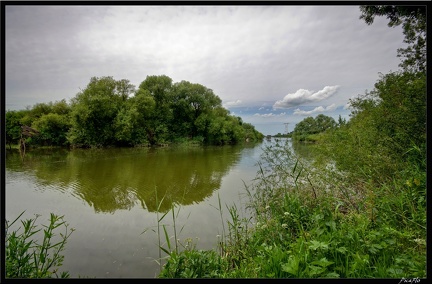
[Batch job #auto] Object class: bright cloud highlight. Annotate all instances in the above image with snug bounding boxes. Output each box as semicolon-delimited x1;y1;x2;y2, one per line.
273;85;340;109
293;104;337;115
254;112;286;117
223;100;242;108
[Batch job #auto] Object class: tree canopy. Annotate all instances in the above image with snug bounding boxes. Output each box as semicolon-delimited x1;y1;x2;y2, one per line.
359;5;426;72
313;5;427;177
292;114;337;141
5;75;264;148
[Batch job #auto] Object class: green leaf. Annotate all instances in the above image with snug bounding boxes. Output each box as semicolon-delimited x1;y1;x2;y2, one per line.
281;256;300;276
311;257;334;268
308;240;329;251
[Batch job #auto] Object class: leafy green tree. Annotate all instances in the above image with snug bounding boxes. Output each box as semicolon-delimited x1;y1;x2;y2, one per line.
337;115;346;127
170;81;199;138
116;79;136;101
21;100;73;147
67;76;131;147
359;5;426;72
225;115;246;144
137;75;173;145
31;113;71;146
139;75;173;107
208;116;226;145
28;102;53;117
316;5;428;179
19;102;53;128
17;101;71;137
6;74;263;148
170;80;223;140
5;110;28;148
114;89;156;146
348;70;426;165
293;117;316;141
51;99;72;116
315;114;337;132
293;115;336;141
242;122;263;141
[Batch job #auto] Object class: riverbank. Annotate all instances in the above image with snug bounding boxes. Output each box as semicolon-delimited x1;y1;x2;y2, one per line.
158;139;426;278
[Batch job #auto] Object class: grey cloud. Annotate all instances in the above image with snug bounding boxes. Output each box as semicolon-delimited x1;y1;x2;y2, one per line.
5;5;406;135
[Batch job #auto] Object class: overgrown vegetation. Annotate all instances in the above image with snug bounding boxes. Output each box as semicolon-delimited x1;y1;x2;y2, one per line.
5;76;263;148
5;4;426;279
155;134;425;278
292;114;340;142
156;5;426;278
5;211;75;278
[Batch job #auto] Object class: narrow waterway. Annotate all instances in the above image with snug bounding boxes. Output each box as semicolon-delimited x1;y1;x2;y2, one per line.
6;139;298;278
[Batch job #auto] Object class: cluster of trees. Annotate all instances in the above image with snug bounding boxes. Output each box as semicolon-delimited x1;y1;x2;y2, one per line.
6;75;264;148
318;5;426;176
292;114;345;142
293;5;426;161
157;6;427;279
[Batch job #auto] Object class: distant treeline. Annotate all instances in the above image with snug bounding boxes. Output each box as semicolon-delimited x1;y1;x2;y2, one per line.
5;75;264;148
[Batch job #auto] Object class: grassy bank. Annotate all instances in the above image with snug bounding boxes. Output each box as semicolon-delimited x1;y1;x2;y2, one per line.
5;138;426;278
157;139;426;278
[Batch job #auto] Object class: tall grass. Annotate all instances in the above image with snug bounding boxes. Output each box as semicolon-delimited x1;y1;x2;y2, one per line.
5;211;74;278
6;137;424;278
157;139;426;278
142;187;191;275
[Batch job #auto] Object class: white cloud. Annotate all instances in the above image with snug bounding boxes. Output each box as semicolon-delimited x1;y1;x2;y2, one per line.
254;112;286;117
273;85;340;109
293;103;337;115
223;100;243;108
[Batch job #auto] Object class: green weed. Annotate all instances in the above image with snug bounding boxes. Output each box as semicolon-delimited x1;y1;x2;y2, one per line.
5;211;74;278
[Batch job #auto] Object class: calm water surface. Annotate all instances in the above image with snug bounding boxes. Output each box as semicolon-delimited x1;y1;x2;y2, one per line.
6;139;299;278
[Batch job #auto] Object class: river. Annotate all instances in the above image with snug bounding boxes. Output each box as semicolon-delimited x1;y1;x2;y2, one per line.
5;138;305;278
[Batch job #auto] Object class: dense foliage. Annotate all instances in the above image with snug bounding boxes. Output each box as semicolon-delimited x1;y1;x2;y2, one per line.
292;114;337;142
5;76;263;148
5;211;74;278
157;5;426;278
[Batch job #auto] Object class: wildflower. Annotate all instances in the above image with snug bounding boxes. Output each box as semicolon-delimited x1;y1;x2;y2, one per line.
282;224;288;228
414;238;426;246
284;212;290;216
406;180;412;187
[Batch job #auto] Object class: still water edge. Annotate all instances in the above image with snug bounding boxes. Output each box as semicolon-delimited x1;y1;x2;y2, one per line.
6;140;295;278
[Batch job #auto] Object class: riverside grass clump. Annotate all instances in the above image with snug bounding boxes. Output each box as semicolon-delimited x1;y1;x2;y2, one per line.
157;139;426;278
5;211;75;278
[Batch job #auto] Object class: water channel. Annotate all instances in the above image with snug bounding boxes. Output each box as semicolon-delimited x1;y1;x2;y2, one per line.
5;138;310;278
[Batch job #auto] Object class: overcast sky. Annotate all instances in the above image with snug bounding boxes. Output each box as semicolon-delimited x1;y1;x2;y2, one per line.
5;4;406;135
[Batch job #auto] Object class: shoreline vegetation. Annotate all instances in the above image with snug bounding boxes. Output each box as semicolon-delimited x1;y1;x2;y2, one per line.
5;5;426;279
6;74;264;151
